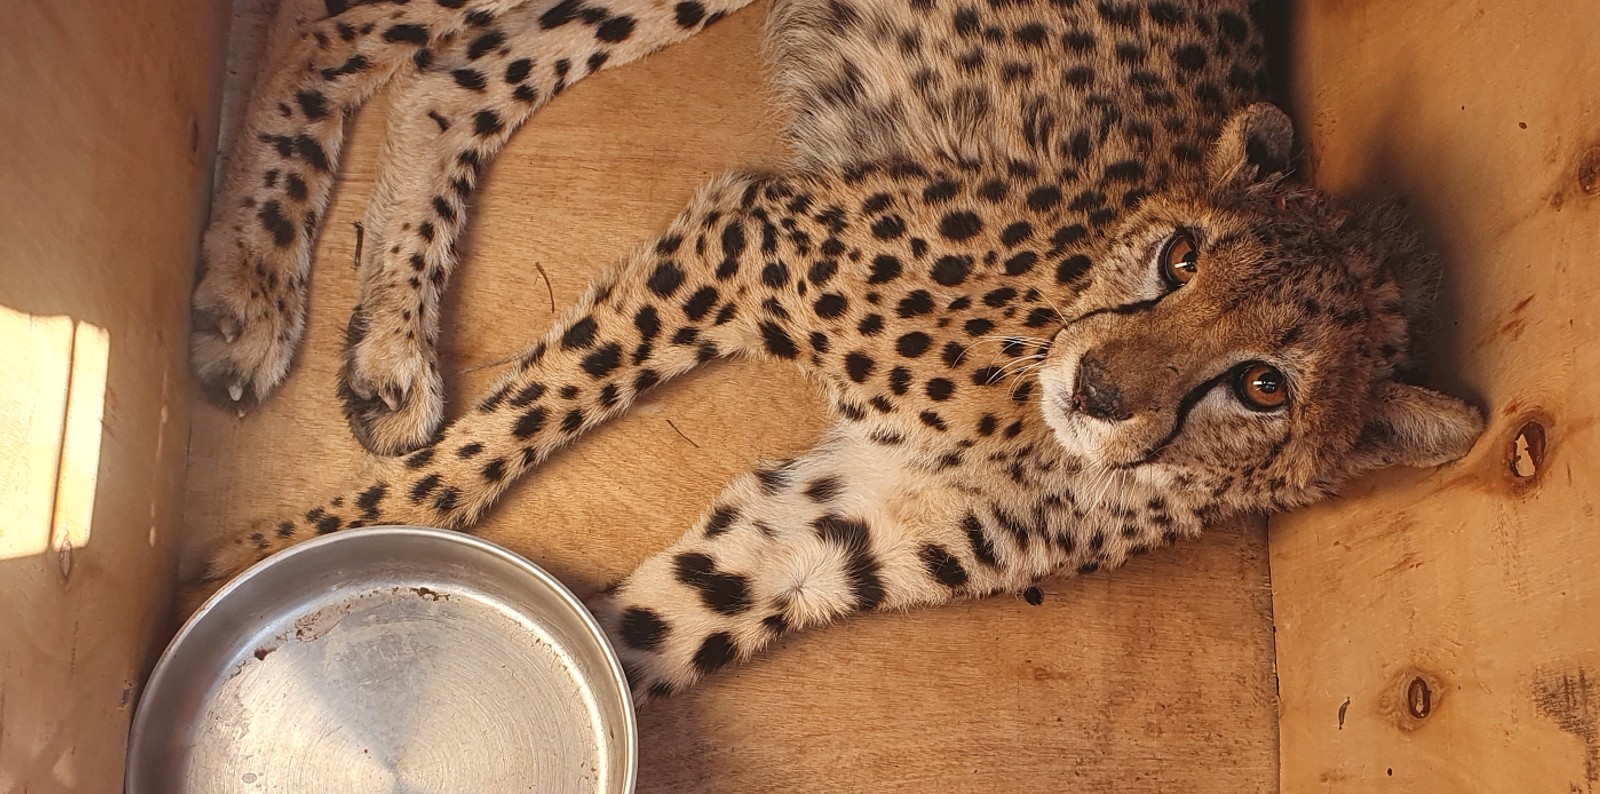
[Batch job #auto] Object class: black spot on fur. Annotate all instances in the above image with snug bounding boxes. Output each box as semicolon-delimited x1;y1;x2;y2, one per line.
1173;43;1208;71
620;607;668;651
804;476;844;502
871;215;907;240
355;483;386;518
467;30;506;59
319;54;370;81
896;332;932;358
581;344;622;377
505;58;532;83
684;286;720;320
931;255;971;286
939;211;983;241
306;508;340;534
562;317;598;349
633;305;661;342
596;15;636;41
919;544;969;587
704;505;739;536
814;516;885;610
509;382;547;408
844;352;875;382
761;321;798;358
761;262;790;288
756;464;790;495
384;24;430;44
432;195;457;223
1000;221;1033;247
1026;186;1062;211
923;180;960;204
963;513;1000;566
674;552;752;615
674;0;706;26
813;293;847;318
941;341;966;367
433;487;459;514
481;457;507;482
409;474;442;504
258;201;295;246
1004;251;1038;275
473;110;504;136
1056;254;1092;284
868;254;902;284
294;90;328;120
889;366;913;395
513;407;548;439
647;262;686;296
693;632;737;675
896;290;935;318
561;409;584;433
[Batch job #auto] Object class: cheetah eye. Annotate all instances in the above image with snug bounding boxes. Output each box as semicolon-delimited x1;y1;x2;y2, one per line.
1159;229;1200;288
1234;362;1288;411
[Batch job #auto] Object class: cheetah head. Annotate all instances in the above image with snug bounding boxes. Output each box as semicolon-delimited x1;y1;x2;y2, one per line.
1037;103;1483;513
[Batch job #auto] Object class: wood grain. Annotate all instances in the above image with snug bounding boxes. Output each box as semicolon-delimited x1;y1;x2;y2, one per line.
0;1;228;791
1273;1;1600;790
179;3;1279;791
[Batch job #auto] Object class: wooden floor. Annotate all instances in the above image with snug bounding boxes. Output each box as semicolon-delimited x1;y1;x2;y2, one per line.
180;3;1279;791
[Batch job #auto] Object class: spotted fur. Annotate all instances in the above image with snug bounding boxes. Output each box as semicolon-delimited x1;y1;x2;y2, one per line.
192;0;1483;701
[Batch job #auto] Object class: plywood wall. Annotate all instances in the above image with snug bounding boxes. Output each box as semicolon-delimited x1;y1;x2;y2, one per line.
0;1;228;790
1273;1;1600;790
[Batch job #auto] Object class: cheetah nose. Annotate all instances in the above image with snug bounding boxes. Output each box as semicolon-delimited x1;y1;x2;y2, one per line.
1072;356;1131;422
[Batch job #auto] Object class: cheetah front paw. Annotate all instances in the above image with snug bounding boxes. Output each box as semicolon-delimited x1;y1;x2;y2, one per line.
189;242;307;411
337;307;445;456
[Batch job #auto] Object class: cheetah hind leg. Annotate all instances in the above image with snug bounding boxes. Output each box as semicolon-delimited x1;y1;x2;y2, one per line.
587;424;1004;701
190;0;529;411
336;0;757;454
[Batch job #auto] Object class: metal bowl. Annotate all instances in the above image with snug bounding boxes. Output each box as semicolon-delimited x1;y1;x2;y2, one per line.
127;526;636;793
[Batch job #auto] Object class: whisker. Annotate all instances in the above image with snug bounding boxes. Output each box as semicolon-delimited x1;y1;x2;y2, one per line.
1008;366;1045;400
955;335;1046;366
995;353;1046;377
1030;289;1069;328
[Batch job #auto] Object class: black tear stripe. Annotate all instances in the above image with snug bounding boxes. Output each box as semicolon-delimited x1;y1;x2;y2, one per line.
1061;297;1161;330
1125;370;1234;467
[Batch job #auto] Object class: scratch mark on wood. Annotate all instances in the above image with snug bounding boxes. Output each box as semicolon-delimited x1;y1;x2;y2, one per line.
666;418;699;449
351;221;364;269
1533;667;1598;787
534;262;555;312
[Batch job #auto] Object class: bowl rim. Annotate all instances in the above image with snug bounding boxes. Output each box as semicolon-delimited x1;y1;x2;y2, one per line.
126;524;638;792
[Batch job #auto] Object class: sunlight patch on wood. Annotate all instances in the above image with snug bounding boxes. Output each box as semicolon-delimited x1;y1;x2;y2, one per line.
0;305;108;567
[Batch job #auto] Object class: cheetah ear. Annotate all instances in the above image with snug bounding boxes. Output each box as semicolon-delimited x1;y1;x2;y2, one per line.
1350;382;1484;471
1207;102;1295;190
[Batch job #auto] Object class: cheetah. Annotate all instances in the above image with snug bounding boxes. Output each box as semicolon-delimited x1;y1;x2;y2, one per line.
190;0;1485;701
